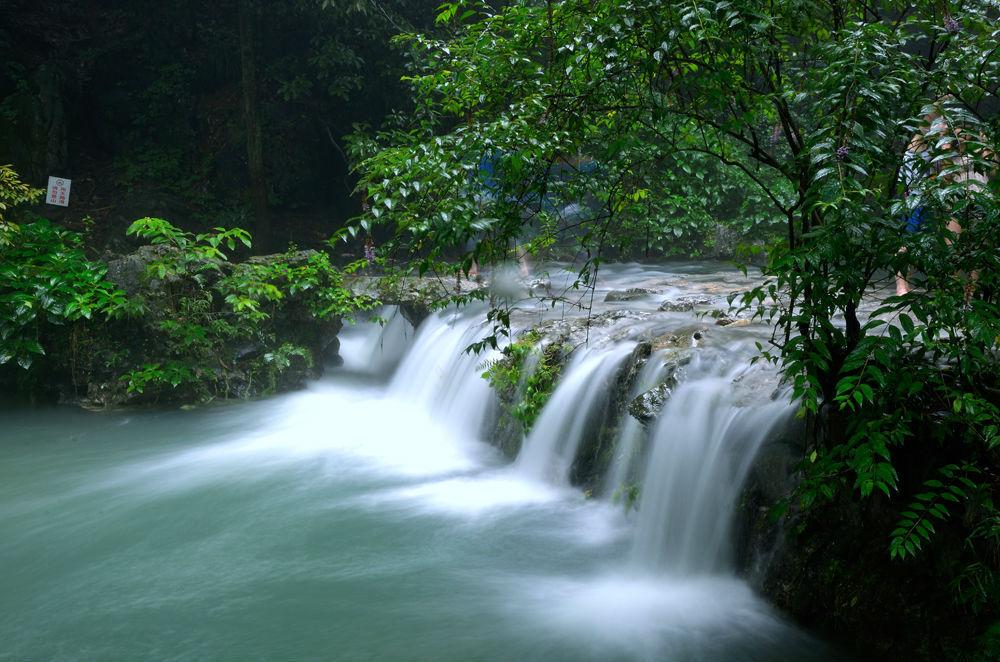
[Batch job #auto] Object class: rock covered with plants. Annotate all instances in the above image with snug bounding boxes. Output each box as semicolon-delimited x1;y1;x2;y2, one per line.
0;174;376;408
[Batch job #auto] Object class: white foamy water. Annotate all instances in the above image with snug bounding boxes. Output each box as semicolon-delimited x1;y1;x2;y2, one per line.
516;343;636;484
0;263;847;662
630;351;797;574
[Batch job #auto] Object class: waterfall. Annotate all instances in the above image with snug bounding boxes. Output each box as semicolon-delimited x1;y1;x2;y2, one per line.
388;309;500;442
0;263;847;662
337;305;412;375
629;350;795;575
386;307;794;579
603;355;668;499
515;343;636;484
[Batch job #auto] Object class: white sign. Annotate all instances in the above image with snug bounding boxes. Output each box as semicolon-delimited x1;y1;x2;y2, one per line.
45;176;71;207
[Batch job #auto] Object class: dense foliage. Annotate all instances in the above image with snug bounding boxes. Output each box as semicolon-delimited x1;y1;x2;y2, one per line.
0;0;440;248
0;215;137;370
0;164;42;245
482;329;563;431
350;0;791;299
0;169;374;403
349;0;1000;656
112;217;375;402
1;166;132;374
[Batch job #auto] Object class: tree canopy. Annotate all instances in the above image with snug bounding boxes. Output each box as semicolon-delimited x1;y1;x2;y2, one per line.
351;0;1000;639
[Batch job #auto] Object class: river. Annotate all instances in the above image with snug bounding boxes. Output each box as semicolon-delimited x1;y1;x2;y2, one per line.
0;262;853;661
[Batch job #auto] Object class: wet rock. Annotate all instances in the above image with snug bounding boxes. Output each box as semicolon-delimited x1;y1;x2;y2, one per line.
524;310;653;350
103;245;175;295
605;287;657;302
648;326;708;351
528;277;552;296
731;367;787;407
585;310;651;328
626;349;691;424
658;300;694;312
627;381;672;424
618;341;652;389
751;442;801;504
80;379;131;410
568;340;657;491
346;274;482;328
658;294;716;312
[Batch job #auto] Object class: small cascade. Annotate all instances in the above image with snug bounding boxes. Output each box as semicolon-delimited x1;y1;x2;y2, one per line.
603;355;669;499
630;351;794;575
511;346;543;408
516;343;636;484
337;305;412;375
0;261;848;662
389;309;500;441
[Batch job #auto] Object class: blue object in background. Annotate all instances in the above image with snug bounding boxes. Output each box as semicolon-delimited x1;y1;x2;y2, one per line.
903;206;929;233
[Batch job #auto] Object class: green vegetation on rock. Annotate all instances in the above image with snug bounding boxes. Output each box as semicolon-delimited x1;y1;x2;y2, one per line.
480;329;572;462
483;330;563;431
0;186;377;405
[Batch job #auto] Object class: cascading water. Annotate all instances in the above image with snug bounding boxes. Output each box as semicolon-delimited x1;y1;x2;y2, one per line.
337;304;412;375
629;348;797;574
0;263;849;662
388;308;499;441
603;355;668;497
516;343;636;484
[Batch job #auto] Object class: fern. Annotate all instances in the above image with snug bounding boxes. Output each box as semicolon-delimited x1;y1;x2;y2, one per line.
890;464;979;560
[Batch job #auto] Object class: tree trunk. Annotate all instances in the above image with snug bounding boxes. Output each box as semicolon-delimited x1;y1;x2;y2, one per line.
239;0;270;253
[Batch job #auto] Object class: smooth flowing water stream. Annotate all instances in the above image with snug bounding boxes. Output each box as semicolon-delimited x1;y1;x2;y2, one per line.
0;263;851;661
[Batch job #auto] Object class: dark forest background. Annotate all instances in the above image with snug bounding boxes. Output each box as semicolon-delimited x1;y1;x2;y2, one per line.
0;0;437;255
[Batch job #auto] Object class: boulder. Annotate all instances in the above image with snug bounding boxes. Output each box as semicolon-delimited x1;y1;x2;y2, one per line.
658;294;715;312
51;247;347;408
346;273;482;328
605;287;657;302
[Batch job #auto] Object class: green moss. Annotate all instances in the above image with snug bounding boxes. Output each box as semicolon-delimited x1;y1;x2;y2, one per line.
482;330;563;433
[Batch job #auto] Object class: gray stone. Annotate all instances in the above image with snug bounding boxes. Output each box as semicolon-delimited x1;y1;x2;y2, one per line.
605;287;657;302
658;294;715;312
627;381;672;424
